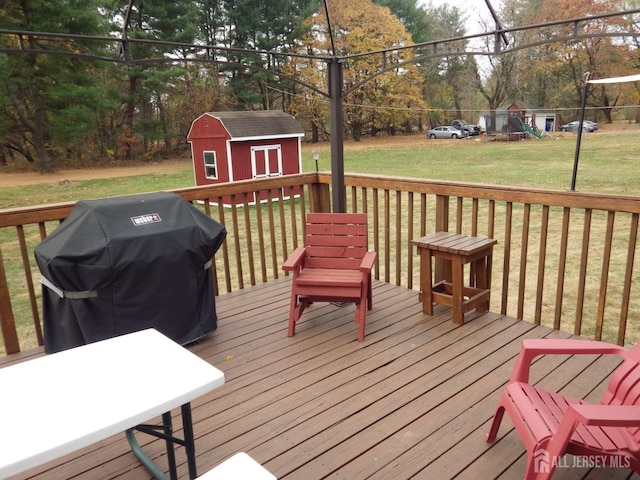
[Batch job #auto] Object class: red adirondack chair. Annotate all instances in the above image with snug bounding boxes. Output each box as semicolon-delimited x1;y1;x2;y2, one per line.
486;338;640;479
282;212;376;342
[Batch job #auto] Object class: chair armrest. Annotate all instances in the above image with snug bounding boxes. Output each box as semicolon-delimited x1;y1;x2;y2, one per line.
283;247;306;272
359;251;377;272
546;403;640;460
509;338;627;383
569;404;640;427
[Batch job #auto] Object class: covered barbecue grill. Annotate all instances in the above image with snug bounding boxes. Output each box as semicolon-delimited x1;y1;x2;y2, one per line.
34;192;226;353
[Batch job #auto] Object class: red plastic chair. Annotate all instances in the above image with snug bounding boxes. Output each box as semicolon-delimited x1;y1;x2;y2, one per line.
486;338;640;479
282;213;376;341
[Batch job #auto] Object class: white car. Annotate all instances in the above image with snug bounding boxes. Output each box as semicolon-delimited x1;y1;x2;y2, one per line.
427;126;468;139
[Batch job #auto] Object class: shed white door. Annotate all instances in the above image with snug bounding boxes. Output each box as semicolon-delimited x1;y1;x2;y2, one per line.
251;145;282;179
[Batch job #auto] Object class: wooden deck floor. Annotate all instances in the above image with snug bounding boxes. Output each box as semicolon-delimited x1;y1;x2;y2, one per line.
7;279;640;480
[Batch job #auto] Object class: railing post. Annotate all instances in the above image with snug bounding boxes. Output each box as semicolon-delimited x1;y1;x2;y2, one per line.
309;175;331;213
435;194;449;232
0;246;20;354
435;194;450;282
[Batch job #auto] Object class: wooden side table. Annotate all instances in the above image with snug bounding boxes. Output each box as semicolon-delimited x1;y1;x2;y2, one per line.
413;232;497;324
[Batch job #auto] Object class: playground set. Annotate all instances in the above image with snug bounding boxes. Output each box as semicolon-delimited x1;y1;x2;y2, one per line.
482;101;559;141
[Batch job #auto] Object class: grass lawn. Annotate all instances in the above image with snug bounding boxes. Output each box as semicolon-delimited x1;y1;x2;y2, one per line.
319;128;639;195
1;124;638;210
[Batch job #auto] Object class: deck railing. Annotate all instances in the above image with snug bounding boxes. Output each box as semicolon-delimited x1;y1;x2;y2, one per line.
1;172;638;355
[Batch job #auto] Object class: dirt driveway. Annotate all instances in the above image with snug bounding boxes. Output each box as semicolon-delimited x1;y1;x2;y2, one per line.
0;159;191;188
0;134;439;187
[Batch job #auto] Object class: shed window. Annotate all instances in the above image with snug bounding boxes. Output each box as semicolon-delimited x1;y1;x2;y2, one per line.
203;151;217;179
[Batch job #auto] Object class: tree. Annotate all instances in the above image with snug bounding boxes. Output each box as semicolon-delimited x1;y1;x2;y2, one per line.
468;0;526;114
475;50;518;111
621;1;640;122
503;0;633;122
0;0;113;172
373;0;433;44
285;0;426;141
115;0;200;158
399;3;481;127
214;0;318;110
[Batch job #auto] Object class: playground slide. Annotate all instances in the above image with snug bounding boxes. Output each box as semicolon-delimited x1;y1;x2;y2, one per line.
519;119;543;139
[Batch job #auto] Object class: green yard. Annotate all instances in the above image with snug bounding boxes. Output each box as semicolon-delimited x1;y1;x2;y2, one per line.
1;125;638;211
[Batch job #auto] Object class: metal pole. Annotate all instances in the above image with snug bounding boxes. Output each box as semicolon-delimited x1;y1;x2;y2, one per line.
570;73;590;191
328;57;346;212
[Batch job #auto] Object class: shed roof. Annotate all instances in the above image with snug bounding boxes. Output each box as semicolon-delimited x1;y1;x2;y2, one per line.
204;110;304;139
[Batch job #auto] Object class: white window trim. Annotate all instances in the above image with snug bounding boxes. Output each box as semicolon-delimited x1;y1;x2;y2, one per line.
203;151;218;180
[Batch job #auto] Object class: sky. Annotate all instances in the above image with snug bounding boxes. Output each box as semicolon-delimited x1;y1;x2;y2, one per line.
419;0;504;35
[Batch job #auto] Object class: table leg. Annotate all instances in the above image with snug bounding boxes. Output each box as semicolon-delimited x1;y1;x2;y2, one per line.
182;402;198;479
451;257;464;324
162;412;178;480
125;402;199;480
125;428;169;480
420;248;434;315
474;256;489;313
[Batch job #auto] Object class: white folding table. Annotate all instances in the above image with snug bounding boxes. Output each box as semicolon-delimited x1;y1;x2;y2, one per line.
0;328;225;479
197;452;276;479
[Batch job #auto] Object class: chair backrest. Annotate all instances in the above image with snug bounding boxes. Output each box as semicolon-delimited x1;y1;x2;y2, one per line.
601;343;640;407
303;213;369;270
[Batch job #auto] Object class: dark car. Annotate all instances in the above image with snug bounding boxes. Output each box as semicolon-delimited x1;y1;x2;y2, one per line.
560;120;599;132
452;119;481;136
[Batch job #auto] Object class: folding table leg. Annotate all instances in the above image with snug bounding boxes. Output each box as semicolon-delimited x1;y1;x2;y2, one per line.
125;428;169;480
125;402;199;480
162;411;178;480
181;402;198;479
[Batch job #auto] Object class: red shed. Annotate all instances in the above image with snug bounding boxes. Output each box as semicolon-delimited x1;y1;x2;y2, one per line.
187;111;304;206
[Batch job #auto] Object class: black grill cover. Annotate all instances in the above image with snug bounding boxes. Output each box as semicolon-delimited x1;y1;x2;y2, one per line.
34;192;226;353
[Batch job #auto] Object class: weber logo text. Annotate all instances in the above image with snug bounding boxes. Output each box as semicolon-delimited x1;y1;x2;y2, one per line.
131;213;161;226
